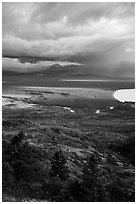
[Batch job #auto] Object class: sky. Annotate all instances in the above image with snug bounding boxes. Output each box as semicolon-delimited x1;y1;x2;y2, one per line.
2;2;135;77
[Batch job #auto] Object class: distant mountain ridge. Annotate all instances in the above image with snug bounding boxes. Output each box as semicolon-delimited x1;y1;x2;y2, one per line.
3;61;135;80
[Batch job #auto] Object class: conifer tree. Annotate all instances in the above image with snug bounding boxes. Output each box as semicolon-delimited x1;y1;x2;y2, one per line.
10;131;25;146
49;149;69;180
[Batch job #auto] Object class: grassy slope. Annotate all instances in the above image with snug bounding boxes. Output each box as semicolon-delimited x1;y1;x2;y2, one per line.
2;97;135;201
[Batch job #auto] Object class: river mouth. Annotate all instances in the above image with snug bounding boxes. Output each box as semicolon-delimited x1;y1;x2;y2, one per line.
113;89;135;102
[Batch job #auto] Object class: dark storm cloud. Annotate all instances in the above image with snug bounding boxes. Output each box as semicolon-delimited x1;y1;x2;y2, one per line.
31;2;134;24
2;2;135;76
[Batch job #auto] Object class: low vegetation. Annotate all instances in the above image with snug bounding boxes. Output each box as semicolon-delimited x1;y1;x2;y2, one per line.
2;102;135;201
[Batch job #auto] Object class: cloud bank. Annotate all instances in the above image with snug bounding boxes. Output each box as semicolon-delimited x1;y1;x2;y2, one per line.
2;2;135;76
3;57;80;73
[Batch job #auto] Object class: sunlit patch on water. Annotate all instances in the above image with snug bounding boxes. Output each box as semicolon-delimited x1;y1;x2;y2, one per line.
3;93;32;99
96;110;100;114
12;102;36;109
63;107;75;113
2;97;35;109
2;98;13;106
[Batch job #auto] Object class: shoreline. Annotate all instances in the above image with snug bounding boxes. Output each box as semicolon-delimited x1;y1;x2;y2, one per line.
2;86;135;109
